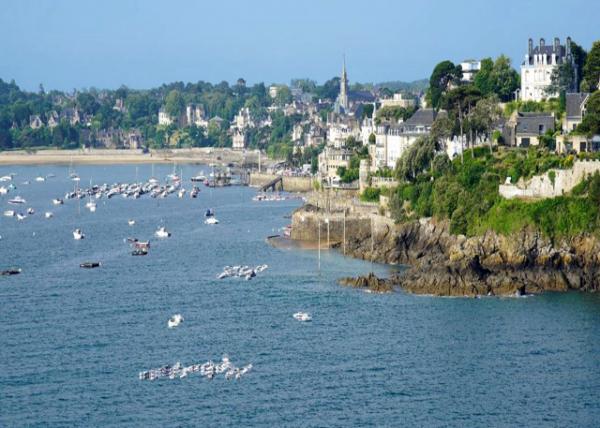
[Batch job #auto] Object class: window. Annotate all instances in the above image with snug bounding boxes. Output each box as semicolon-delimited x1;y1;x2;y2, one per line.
538;125;544;134
521;138;530;147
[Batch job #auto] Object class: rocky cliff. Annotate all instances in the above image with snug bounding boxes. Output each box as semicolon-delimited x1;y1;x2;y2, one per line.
291;205;600;296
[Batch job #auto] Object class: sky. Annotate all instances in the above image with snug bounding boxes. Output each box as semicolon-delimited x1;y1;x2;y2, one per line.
1;0;599;92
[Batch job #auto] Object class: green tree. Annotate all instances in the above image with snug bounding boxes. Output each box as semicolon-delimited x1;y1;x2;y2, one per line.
165;90;185;119
474;57;494;96
546;62;576;97
426;61;463;109
570;41;587;91
489;55;519;102
577;91;600;136
582;41;600;92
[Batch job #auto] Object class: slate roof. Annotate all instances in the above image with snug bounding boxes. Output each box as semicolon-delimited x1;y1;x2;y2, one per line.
565;92;589;118
515;112;555;135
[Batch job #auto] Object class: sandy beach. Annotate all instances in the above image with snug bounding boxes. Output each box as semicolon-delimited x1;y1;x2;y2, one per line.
0;148;266;166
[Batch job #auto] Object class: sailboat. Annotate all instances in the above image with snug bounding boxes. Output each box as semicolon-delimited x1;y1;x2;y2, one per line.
149;163;158;184
85;178;97;212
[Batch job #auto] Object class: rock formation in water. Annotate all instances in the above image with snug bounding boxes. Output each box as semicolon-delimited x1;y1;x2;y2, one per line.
338;273;394;293
292;205;600;296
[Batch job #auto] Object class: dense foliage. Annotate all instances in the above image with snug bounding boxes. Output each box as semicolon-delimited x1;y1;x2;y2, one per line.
389;144;599;239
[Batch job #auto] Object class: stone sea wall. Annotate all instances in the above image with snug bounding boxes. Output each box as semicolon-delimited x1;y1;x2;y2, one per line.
249;173;314;192
499;160;600;199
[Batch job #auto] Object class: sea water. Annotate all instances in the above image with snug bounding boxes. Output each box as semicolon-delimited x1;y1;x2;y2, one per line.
0;164;599;427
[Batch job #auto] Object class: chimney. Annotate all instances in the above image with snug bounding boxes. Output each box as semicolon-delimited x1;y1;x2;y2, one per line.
566;36;572;57
528;38;533;56
540;38;545;50
554;37;560;52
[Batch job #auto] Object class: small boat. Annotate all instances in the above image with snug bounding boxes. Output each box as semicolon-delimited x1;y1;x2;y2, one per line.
80;262;101;269
35;176;46;182
132;248;148;256
45;212;53;218
27;208;35;215
73;229;85;240
190;174;207;182
168;314;184;328
86;201;97;212
293;312;312;322
126;237;138;243
128;219;135;226
205;208;214;217
178;189;186;198
8;196;26;205
52;198;64;205
135;241;150;249
1;268;21;276
16;213;26;221
3;210;15;217
204;217;219;225
0;175;12;182
155;227;171;238
0;186;8;195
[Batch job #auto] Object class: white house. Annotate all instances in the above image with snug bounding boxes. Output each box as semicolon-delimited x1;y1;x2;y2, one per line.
520;37;576;102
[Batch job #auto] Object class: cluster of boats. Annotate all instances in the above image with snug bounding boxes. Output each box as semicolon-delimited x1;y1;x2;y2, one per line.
252;192;302;202
138;356;252;381
217;264;268;281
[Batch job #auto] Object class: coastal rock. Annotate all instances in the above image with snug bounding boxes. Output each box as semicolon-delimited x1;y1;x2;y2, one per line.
291;205;600;297
338;273;394;293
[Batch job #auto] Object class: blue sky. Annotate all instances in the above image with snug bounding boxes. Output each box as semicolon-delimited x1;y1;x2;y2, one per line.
1;0;599;91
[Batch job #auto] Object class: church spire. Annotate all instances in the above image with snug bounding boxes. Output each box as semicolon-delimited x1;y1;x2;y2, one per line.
339;54;349;112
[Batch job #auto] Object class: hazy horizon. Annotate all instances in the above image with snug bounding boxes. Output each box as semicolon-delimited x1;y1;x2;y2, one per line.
2;0;599;92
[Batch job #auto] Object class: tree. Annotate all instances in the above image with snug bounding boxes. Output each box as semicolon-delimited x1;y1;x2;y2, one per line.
474;57;494;96
470;95;502;153
546;62;576;97
164;89;185;119
570;41;587;92
274;86;292;106
427;61;463;109
582;40;600;92
489;55;519;102
77;92;100;115
440;85;482;161
577;91;600;136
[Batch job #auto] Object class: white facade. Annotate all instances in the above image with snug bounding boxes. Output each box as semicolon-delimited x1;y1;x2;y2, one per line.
158;108;173;126
326;123;360;148
520;37;575;102
232;130;247;150
380;93;416;109
460;60;481;82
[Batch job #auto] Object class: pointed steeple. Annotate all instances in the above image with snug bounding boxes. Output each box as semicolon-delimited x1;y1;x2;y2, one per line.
339;54;349;112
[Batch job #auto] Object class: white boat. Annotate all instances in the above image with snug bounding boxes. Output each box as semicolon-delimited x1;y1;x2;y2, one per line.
86;201;97;212
16;213;27;221
155;226;171;238
27;208;35;215
167;314;184;328
45;212;53;218
0;175;12;182
4;210;15;217
52;198;64;205
73;229;85;240
0;186;8;195
178;189;186;198
293;312;312;322
8;196;26;205
204;217;219;225
71;176;80;182
35;176;46;182
128;219;135;226
190;174;207;182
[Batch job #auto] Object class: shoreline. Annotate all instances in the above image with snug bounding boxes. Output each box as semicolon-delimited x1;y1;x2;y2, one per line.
0;148;268;166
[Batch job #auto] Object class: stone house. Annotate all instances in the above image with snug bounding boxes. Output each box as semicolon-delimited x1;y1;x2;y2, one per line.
29;115;43;129
564;92;589;132
504;112;555;147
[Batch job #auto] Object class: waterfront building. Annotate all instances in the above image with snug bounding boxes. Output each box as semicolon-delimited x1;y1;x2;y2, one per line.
520;37;576;101
373;108;441;169
318;146;352;179
232;129;247;150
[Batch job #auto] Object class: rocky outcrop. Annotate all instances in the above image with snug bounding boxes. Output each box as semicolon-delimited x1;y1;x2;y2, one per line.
338;273;394;293
291;205;600;296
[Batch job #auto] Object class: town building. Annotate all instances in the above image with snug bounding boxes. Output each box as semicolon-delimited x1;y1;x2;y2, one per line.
318;146;352;179
60;108;80;126
460;60;481;82
185;104;206;127
232;129;247;150
520;37;576;102
373;108;442;169
564;92;589;132
504;111;555;147
29;115;43;129
380;93;417;109
47;111;59;128
158;108;172;126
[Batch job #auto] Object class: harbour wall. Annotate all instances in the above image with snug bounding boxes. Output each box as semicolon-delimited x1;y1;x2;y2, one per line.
249;173;314;192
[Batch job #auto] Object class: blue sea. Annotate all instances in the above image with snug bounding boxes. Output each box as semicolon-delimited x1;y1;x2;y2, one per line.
1;164;599;427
